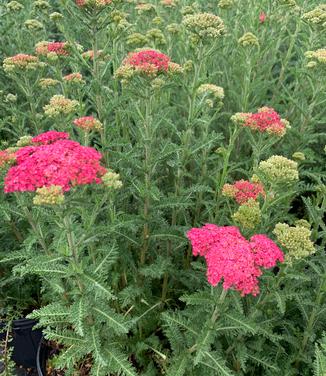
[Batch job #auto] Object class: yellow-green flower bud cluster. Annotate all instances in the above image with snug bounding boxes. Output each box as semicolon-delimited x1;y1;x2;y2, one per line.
231;112;250;126
181;4;200;16
102;170;123;190
43;95;79;117
50;12;64;22
273;222;315;262
294;219;311;229
232;199;261;229
258;155;299;184
292;152;305;161
39;78;60;88
182;13;226;40
110;10;131;30
5;94;17;103
152;17;162;25
33;0;50;10
238;32;259;47
305;49;326;68
3;54;45;73
166;23;180;34
114;65;134;84
16;136;33;147
146;29;167;45
6;1;24;11
277;0;297;7
218;0;234;9
127;33;149;47
33;185;65;206
151;78;165;90
24;19;44;31
197;84;224;107
167;62;184;75
302;5;326;26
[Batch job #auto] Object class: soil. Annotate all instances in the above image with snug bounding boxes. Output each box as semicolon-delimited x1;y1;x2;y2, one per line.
43;341;91;376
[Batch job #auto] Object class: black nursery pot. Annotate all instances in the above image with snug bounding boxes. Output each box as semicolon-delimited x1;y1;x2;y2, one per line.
0;318;43;369
36;340;48;376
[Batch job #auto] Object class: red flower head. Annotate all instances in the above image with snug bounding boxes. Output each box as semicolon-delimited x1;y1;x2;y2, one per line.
187;224;284;296
222;179;265;205
123;49;171;74
4;132;107;193
36;41;69;56
243;107;288;136
259;12;266;23
73;116;103;131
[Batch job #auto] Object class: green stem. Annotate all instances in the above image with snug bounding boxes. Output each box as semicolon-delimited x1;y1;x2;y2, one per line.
242;51;252;112
21;205;49;255
140;91;153;266
63;214;84;293
214;126;240;221
189;289;227;354
276;21;301;93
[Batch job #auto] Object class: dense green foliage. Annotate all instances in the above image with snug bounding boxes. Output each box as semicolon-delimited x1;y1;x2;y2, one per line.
0;0;325;375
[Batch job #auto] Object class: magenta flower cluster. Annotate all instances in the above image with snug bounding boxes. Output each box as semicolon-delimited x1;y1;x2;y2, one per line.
187;224;284;296
4;131;107;193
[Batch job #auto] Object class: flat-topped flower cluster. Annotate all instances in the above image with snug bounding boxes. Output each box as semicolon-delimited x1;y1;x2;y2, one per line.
232;107;289;137
222;179;265;204
3;131;107;193
115;49;183;81
187;225;284;296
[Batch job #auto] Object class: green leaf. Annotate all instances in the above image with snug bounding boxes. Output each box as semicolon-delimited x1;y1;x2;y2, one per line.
166;353;190;376
93;307;130;334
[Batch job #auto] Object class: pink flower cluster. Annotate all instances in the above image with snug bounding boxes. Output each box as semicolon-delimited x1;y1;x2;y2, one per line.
73;116;103;131
10;54;38;64
222;179;265;204
124;50;171;73
187;224;284;296
63;73;83;82
4;131;107;193
259;12;266;23
36;41;69;56
243;107;287;136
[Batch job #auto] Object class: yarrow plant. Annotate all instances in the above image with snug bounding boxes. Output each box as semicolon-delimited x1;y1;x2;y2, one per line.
0;0;325;375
